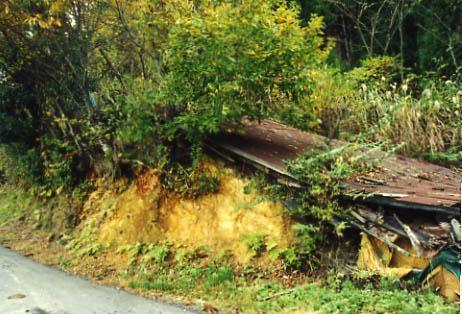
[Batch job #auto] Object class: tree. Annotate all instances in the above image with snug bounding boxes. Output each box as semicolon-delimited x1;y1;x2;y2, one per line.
160;1;330;160
0;0;102;186
297;0;462;74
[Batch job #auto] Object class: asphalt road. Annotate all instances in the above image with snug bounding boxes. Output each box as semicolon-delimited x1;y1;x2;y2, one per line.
0;246;196;314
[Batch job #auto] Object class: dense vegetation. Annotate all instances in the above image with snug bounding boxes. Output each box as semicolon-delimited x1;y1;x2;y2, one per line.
0;1;460;311
1;0;460;194
0;0;459;270
298;0;462;74
0;182;457;313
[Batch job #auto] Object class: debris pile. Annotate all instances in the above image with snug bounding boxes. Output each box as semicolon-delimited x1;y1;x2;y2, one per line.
207;119;461;299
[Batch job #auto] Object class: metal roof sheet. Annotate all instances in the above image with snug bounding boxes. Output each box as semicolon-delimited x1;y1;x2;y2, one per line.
209;120;461;212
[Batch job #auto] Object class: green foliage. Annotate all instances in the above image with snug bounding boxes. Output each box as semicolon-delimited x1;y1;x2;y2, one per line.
77;243;105;256
0;0;330;193
141;243;171;265
204;265;235;287
161;164;220;198
299;0;462;74
285;144;375;221
282;56;461;162
243;234;267;258
0;0;104;189
346;56;400;87
2;0;458;194
129;264;235;293
91;0;332;193
280;55;401;136
127;246;236;296
263;279;458;314
0;144;42;187
65;196;116;255
0;2;460;311
58;257;74;269
292;223;323;256
126;247;457;313
99;78;167;169
0;185;42;226
422;146;462;169
278;247;301;270
340;75;462;157
129;276;175;292
260;143;390;267
413;0;462;74
122;242;173;266
161;0;330;149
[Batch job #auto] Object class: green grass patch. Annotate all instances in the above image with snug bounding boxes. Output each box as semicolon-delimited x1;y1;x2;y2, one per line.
125;248;458;313
0;185;42;225
130;271;458;313
249;280;458;314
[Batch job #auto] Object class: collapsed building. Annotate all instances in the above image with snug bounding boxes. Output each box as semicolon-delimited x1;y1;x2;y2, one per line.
207;119;461;300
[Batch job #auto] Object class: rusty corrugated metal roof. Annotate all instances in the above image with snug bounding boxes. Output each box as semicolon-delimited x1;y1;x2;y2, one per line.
209;119;461;213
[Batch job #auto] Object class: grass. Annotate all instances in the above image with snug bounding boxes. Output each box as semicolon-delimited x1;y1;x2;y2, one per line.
126;264;459;313
253;280;458;314
124;246;459;313
289;62;461;165
0;185;42;225
58;257;74;269
342;81;462;158
0;184;459;313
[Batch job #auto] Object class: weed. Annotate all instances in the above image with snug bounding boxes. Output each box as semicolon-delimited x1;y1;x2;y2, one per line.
122;242;173;268
279;247;300;270
125;251;457;313
174;245;210;263
58;257;74;269
338;76;461;159
141;243;171;265
0;185;42;226
257;143;387;268
129;276;174;291
204;266;234;286
77;243;105;256
422;146;462;169
243;234;266;258
72;182;95;201
162;163;220;198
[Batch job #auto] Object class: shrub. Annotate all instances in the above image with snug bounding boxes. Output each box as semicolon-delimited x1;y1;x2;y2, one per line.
0;144;42;187
282;55;461;164
161;0;330;155
99;0;332;192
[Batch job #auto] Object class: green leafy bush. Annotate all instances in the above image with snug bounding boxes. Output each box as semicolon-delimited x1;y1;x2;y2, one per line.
262;143;392;267
161;0;330;152
243;233;267;258
96;0;332;192
0;144;42;187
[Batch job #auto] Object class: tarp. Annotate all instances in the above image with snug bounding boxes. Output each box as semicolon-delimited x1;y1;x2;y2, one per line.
357;234;460;301
406;249;460;301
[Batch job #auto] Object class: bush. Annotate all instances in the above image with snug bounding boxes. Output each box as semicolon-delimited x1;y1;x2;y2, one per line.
281;55;461;163
99;0;333;191
0;144;42;187
161;0;330;154
279;56;400;137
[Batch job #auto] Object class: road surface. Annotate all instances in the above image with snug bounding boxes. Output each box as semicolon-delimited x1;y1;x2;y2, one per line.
0;246;196;314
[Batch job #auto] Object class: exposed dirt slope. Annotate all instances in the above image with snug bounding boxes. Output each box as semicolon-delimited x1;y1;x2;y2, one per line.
76;161;294;263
